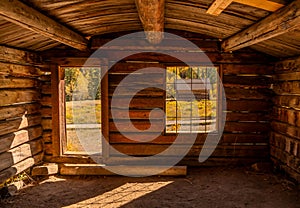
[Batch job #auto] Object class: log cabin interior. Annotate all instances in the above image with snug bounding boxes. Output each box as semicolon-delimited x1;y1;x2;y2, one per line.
0;0;300;201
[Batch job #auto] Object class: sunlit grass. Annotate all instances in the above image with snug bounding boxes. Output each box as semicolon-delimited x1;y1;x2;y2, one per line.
66;100;101;124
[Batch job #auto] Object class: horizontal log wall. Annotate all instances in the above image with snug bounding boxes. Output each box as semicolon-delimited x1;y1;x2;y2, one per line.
271;56;300;183
108;59;273;166
43;31;275;166
0;46;44;184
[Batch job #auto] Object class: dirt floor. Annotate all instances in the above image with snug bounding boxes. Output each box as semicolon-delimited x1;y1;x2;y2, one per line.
0;167;299;208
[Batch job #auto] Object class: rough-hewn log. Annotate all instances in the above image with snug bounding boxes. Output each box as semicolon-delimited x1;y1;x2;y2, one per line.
0;153;43;184
273;95;300;110
60;164;187;176
103;51;275;64
225;88;270;99
222;0;300;52
0;0;88;51
91;37;219;52
222;64;274;75
0;46;40;65
0;114;41;136
275;56;300;72
110;144;269;157
206;0;234;16
109;132;268;144
31;163;58;176
0;90;40;106
0;139;43;172
0;63;40;77
0;77;40;89
135;0;165;44
0;103;40;121
273;81;300;95
0;126;42;154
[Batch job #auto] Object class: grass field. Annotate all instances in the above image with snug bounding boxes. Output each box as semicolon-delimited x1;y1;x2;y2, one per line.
66;100;101;124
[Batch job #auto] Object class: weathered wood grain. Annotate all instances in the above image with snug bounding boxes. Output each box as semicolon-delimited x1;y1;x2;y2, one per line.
0;90;40;106
271;145;300;173
91;37;219;52
275;56;300;72
273;107;300;127
104;51;275;64
222;0;300;51
0;114;41;136
110;144;269;157
271;121;300;139
135;0;165;44
222;64;274;75
0;139;43;172
0;46;40;65
206;0;233;16
0;0;88;50
31;163;58;176
0;103;40;121
270;132;300;156
273;81;300;95
0;76;40;89
0;62;40;77
225;88;271;99
109;132;268;144
60;164;187;176
0;126;42;154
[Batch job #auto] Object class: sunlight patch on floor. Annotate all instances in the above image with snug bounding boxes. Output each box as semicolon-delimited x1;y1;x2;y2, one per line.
63;181;173;208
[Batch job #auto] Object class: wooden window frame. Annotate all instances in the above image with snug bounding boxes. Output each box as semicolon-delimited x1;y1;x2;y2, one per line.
164;64;222;135
51;58;109;159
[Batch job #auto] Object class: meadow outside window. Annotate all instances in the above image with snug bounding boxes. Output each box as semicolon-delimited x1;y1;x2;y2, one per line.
165;66;219;133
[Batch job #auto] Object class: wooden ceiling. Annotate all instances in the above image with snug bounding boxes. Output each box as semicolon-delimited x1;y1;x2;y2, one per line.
0;0;299;58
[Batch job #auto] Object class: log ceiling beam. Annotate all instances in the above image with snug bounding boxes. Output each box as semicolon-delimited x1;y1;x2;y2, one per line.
207;0;284;16
0;0;88;51
222;0;300;52
206;0;234;16
135;0;165;44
